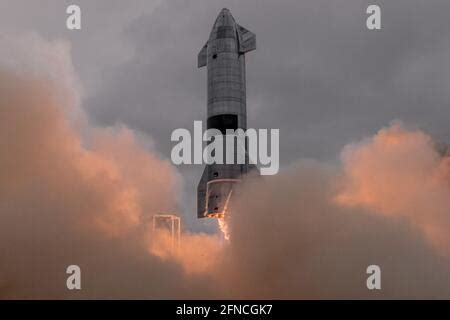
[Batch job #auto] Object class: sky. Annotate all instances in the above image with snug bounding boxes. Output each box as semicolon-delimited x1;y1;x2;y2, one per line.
1;0;450;231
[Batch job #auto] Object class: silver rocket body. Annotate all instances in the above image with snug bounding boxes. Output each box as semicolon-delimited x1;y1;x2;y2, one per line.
197;8;256;218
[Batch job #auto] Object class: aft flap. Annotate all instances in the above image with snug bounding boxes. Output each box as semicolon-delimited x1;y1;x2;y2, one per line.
197;166;208;218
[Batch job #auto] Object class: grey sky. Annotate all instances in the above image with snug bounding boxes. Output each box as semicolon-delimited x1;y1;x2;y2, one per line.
1;0;450;231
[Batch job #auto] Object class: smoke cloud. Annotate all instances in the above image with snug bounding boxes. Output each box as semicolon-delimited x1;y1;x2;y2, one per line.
0;33;216;299
151;123;450;299
224;127;450;298
336;122;450;252
1;33;449;299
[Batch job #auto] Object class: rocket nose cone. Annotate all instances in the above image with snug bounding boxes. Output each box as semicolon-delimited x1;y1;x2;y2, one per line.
213;8;236;27
209;8;237;40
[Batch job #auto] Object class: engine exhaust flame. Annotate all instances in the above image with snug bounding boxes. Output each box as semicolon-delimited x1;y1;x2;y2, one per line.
218;218;230;241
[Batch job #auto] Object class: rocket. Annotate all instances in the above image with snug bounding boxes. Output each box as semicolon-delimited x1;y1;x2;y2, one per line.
197;8;256;218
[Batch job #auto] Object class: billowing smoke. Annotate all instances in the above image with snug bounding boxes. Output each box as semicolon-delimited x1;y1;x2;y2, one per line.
223;124;450;298
0;33;217;299
0;33;449;299
150;124;450;299
336;122;450;252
